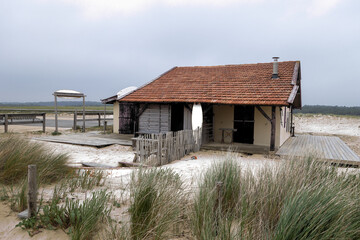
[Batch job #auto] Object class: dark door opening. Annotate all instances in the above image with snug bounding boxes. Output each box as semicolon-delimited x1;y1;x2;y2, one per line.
233;105;254;144
171;104;184;132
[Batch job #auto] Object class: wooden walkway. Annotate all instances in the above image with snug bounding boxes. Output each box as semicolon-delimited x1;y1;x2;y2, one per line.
34;133;132;148
276;135;360;166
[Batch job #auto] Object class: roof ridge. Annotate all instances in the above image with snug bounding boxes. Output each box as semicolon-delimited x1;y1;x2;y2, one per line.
176;61;298;68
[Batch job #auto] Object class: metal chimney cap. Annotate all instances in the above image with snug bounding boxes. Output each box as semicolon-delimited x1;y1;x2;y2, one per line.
272;57;280;61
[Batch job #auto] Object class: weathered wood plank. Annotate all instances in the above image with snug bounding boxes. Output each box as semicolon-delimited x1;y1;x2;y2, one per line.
276;135;360;165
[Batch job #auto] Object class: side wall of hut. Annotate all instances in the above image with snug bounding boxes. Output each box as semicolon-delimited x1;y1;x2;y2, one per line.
254;106;291;147
113;102;119;134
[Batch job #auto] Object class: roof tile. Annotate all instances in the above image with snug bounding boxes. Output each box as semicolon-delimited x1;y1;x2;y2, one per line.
121;61;299;106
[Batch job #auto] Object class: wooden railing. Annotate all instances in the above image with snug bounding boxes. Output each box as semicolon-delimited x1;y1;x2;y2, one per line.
133;128;202;166
0;113;46;133
72;111;112;130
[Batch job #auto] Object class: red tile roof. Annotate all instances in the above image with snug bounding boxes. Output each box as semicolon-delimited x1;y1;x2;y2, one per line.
121;61;300;106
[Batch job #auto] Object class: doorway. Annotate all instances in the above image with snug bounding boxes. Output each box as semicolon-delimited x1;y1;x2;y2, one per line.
171;103;184;131
233;105;254;144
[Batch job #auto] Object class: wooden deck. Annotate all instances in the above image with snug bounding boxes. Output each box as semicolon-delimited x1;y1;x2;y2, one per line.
276;135;360;166
33;133;132;148
201;142;270;155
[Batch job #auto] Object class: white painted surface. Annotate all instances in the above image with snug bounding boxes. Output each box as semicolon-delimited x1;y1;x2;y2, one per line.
117;86;137;100
54;89;84;99
192;104;203;130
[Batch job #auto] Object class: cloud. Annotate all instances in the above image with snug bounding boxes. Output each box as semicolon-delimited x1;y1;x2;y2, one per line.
45;0;262;20
39;0;342;20
307;0;342;16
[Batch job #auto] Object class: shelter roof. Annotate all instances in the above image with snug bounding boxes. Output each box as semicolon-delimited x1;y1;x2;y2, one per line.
120;61;301;106
53;90;85;98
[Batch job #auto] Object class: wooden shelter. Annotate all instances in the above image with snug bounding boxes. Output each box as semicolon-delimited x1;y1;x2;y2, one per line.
53;90;86;132
102;58;302;151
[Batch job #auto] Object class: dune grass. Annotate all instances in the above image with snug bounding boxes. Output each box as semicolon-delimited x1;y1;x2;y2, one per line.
191;156;360;240
17;189;111;240
129;168;185;240
0;134;70;185
191;159;242;239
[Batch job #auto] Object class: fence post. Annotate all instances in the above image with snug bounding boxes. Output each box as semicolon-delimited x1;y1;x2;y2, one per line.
42;113;46;133
4;114;8;133
98;113;101;127
28;165;37;218
158;134;162;165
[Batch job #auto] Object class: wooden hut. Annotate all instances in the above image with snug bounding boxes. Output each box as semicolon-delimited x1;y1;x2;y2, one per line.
102;58;302;151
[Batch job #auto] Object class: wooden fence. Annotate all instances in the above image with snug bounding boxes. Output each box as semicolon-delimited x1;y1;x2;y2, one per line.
73;111;112;130
133;128;202;166
0;113;46;133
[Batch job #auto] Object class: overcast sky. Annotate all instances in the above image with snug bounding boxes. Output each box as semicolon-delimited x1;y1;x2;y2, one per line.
0;0;359;106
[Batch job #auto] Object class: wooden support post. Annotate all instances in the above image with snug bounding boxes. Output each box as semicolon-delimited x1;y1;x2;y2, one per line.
42;113;46;133
103;104;106;133
82;96;85;132
54;95;58;133
270;106;276;151
73;110;77;130
4;114;8;133
28;165;37;218
290;106;295;137
98;113;101;127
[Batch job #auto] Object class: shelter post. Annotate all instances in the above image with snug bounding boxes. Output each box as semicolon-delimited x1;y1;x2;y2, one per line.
82;96;85;132
54;95;58;133
103;103;106;133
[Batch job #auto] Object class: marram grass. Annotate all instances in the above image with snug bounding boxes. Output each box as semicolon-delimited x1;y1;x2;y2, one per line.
0;134;70;184
190;156;360;240
129;168;184;240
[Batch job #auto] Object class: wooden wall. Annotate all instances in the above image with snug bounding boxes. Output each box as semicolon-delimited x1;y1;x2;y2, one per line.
119;102;136;134
139;104;171;133
202;104;214;144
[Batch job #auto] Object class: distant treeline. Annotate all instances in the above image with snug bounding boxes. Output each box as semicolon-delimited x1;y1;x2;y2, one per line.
0;101;103;107
295;105;360;116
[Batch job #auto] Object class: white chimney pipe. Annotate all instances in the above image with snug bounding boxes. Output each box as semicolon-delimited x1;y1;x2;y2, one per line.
272;57;279;79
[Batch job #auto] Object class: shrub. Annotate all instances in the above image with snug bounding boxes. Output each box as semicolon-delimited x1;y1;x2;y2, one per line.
0;135;70;184
129;168;184;240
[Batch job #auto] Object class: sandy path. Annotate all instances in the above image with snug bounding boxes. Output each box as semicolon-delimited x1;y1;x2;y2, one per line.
40;141;135;167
